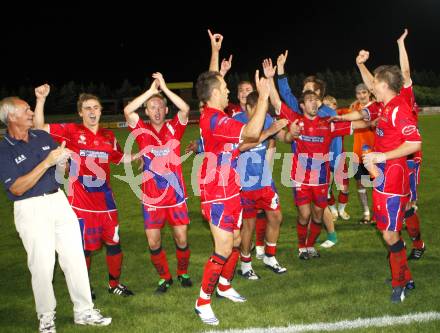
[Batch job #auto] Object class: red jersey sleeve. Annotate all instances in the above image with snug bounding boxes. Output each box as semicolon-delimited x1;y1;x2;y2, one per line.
392;105;421;143
330;121;353;138
108;135;124;164
168;113;187;141
211;112;245;144
278;102;300;123
362;102;382;121
48;123;71;144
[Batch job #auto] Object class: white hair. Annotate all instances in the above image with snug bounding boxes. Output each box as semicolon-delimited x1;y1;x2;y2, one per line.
0;97;19;125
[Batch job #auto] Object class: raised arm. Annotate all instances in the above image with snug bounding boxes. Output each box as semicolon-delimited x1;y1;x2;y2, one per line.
123;79;160;127
356;50;374;92
239;118;288;151
153;72;190;123
262;58;282;112
33;84;50;132
397;29;411;86
208;29;223;72
276;50;300;113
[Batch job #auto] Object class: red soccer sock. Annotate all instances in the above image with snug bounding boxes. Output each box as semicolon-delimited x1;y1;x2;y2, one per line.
218;247;240;291
176;245;191;276
328;191;336;206
265;242;277;257
405;209;424;249
297;221;308;248
255;213;267;247
106;244;123;288
197;253;226;306
338;191;349;204
150;247;172;280
389;239;412;287
240;252;252;263
306;220;322;247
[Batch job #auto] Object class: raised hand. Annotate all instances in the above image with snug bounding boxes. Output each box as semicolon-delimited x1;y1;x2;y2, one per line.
152;72;167;90
35;84;50;100
356;50;370;65
255;70;271;99
220;54;233;76
208;29;223;51
397;28;408;44
277;50;289;69
148;78;160;94
262;58;277;78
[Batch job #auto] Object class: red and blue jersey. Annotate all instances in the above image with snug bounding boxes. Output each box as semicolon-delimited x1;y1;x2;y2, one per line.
279;103;352;186
128;114;187;208
198;105;245;203
364;95;421;196
49;123;123;212
233;112;274;191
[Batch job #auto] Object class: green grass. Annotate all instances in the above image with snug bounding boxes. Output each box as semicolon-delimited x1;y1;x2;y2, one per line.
1;116;440;333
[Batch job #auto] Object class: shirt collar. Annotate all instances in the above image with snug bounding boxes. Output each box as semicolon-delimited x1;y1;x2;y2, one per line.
4;129;38;146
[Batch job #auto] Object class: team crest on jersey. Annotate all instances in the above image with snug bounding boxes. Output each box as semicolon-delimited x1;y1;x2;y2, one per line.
78;134;86;145
376;127;384;137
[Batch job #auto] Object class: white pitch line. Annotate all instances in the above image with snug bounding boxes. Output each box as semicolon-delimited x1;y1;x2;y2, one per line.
204;311;440;333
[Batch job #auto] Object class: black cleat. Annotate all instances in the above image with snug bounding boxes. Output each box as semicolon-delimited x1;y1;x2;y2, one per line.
391;286;406;303
108;283;134;297
177;274;193;287
408;246;425;260
298;249;310;260
155;278;173;294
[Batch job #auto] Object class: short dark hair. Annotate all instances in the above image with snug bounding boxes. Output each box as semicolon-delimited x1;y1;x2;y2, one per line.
373;65;403;93
196;71;222;104
245;91;259;109
299;90;319;104
303;76;326;99
77;93;101;113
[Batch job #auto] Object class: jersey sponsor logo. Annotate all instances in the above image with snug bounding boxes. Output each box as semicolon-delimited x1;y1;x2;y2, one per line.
42;145;50;151
299;135;324;143
79;149;109;159
402;125;417;136
376;127;384;137
151;147;171;157
14;154;27;164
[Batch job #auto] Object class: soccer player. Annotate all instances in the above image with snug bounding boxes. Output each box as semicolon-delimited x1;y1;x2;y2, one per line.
273;85;368;260
33;86;134;298
362;65;421;302
194;64;271;324
235;86;293;279
207;29;269;259
276;50;345;251
356;29;425;259
348;83;376;224
123;72;192;293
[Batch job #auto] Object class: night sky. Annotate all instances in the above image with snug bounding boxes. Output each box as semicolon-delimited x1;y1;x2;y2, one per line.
2;1;439;88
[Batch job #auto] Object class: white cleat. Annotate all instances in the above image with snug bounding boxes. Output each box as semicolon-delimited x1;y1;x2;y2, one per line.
263;256;287;274
195;302;219;326
320;240;336;248
216;287;246;302
338;210;350;220
255;246;265;260
74;309;112;326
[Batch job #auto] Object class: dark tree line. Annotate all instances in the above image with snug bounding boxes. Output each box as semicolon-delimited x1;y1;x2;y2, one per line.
1;69;440;114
